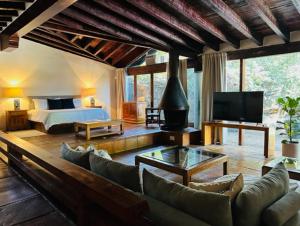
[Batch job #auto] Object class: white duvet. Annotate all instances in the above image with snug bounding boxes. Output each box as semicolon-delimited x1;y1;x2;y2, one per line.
28;108;110;130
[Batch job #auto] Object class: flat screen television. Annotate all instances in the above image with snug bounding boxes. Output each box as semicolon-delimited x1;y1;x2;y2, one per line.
213;91;264;123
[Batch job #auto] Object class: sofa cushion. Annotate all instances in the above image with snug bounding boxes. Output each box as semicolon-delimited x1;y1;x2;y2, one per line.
143;169;233;226
189;173;243;202
141;194;211;226
89;153;141;192
262;191;300;226
234;163;289;226
283;211;300;226
60;143;91;169
216;174;299;192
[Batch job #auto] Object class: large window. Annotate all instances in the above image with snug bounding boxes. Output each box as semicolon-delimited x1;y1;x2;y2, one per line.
245;53;300;125
226;60;240;92
125;75;134;102
136;74;151;107
187;68;201;126
224;60;241;144
153;72;167;107
224;53;300;150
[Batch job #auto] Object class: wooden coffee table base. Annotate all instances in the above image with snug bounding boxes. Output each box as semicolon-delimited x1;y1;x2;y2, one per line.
135;153;228;186
75;120;123;140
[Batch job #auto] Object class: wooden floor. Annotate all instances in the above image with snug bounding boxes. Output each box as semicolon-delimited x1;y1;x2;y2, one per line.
22;123;283;184
0;160;73;226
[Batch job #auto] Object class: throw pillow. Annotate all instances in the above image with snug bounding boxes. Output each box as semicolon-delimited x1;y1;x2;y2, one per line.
89;153;141;192
60;143;91;169
143;169;233;226
234;163;289;226
48;99;63;110
73;98;82;108
93;149;112;160
61;98;75;109
189;173;244;202
33;99;48;110
262;191;300;226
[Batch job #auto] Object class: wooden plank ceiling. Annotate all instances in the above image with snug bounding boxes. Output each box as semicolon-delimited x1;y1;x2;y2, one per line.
1;0;300;68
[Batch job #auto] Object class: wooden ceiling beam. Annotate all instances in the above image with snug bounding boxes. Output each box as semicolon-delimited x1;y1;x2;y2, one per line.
42;19;165;51
1;0;77;38
0;16;12;21
112;46;136;66
103;43;125;61
1;0;34;2
30;29;79;50
116;47;149;68
0;9;18;17
24;35;99;61
161;0;239;48
74;2;172;51
83;39;99;50
94;0;203;52
245;0;289;42
0;2;25;10
94;40;108;56
127;0;219;51
61;7;169;53
40;28;107;63
198;0;263;46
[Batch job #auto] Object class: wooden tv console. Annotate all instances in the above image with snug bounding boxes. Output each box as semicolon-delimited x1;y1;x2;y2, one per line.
202;121;270;158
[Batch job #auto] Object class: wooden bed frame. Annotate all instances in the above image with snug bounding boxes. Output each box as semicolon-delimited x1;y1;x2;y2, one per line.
28;95;82;134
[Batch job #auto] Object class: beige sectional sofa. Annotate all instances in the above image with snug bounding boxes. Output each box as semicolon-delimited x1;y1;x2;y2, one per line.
61;145;300;226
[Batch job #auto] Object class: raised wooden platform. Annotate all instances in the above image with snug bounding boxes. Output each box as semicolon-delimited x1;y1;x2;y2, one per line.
0;159;72;226
23;123;202;157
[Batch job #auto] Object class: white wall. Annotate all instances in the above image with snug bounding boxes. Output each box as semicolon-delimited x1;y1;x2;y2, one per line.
0;39;117;130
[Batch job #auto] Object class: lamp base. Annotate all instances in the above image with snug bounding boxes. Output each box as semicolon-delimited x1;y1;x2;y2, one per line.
14;99;20;111
90;97;95;107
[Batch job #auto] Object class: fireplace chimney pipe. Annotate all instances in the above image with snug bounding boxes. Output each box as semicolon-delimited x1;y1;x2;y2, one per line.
159;50;189;130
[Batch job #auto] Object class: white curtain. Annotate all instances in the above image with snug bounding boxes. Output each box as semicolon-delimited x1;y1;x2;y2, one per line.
115;68;126;120
179;59;188;95
201;52;227;123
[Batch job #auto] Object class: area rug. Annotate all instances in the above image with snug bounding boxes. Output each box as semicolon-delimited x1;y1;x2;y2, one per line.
8;130;47;138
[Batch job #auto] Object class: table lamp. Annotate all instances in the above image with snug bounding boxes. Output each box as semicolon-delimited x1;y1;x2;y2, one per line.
3;87;24;110
81;88;96;107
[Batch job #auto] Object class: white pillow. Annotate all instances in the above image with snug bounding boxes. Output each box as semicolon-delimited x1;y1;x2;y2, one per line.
93;149;112;160
33;99;48;110
87;144;112;160
73;98;82;108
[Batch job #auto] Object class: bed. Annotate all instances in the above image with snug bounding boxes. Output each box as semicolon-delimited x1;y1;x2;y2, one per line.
28;96;110;132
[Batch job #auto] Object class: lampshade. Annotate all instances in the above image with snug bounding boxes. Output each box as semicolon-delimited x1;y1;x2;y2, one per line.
81;88;96;97
3;87;24;98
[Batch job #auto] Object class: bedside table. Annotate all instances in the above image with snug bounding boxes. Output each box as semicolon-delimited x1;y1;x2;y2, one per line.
6;110;29;131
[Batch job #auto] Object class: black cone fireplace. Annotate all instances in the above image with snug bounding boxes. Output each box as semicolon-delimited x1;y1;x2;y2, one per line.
159;50;189;131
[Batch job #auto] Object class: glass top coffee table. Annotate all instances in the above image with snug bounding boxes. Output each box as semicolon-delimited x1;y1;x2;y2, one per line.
262;157;300;181
135;146;228;185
